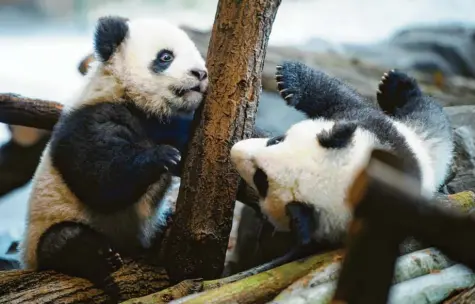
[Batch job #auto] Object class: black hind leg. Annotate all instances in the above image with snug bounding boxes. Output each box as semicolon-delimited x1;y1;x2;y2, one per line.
37;221;123;302
376;69;423;116
275;61;368;120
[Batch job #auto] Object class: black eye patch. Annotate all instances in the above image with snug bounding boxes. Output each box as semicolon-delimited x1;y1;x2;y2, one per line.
150;49;174;73
266;135;286;147
253;167;269;197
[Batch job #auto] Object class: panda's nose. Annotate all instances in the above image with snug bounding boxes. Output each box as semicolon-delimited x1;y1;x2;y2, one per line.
191;69;208;81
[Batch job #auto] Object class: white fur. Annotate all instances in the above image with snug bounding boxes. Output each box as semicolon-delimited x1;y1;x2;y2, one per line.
20;16;207;270
391;119;453;197
230;117;451;243
69;18;208;118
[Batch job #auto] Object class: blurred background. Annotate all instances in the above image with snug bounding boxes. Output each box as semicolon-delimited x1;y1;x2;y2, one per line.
0;0;474;265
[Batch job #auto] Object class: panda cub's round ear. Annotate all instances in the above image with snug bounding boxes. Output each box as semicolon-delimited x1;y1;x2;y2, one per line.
317;122;357;149
93;16;130;62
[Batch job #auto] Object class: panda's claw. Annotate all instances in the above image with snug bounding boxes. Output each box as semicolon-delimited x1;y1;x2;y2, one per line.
99;245;123;272
155;145;182;174
273;62;303;107
377;69;422;115
284;93;294;99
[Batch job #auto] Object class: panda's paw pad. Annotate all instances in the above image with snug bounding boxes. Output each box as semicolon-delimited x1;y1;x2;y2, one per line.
377;69;421;105
99;246;123;272
275;65;297;107
156;145;181;174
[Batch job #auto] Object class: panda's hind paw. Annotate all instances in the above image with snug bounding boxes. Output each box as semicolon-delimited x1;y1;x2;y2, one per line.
377;69;422;114
101;246;123;272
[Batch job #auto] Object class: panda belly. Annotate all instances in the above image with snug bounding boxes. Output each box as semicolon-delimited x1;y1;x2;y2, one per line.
20;145;169;270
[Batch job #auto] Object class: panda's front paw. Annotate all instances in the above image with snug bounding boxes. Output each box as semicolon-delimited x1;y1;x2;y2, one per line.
155;145;182;175
275;64;298;107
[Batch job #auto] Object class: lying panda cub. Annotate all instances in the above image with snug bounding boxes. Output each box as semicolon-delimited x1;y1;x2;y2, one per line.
230;61;453;248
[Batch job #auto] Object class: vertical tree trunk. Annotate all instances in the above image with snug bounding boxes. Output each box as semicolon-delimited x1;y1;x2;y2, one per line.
163;0;282;282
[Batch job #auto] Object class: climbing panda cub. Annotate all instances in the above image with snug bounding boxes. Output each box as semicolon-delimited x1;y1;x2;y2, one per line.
230;61;453;247
19;16;207;291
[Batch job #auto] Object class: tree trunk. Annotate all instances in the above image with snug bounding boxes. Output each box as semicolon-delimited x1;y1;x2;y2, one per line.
162;0;281;283
0;259;169;304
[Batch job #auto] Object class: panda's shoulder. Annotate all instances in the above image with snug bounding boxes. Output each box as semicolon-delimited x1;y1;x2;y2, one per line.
59;101;144;131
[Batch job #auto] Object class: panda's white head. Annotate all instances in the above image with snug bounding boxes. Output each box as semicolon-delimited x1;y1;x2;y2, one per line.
86;16;208;117
230;118;378;242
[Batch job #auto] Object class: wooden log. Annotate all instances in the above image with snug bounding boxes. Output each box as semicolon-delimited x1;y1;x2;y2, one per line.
444;285;475;303
122;248;327;304
330;149;475;304
272;264;475;304
330;198;403;304
0;93;63;130
121;279;204;304
346;152;475;272
170;250;341;304
390;264;475;304
330;150;420;304
274;247;456;302
162;0;282;282
273;247;457;304
0;259;170;304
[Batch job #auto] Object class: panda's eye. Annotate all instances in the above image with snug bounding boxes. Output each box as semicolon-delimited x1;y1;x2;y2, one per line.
151;50;175;73
159;51;174;62
266;135;285;147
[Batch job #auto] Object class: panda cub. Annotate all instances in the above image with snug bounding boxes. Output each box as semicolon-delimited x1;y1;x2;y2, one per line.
230;61;453;247
19;16;208;291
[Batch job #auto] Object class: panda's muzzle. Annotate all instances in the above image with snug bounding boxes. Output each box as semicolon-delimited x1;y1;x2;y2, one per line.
190;84;201;92
173;84;203;97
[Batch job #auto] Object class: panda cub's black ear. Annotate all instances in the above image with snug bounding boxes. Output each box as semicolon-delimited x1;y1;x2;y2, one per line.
317;122;357;149
93;16;129;62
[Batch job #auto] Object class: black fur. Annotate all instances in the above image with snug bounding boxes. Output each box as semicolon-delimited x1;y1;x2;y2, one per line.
151;49;174;73
318;122;358;149
50;101;193;214
275;61;426;181
94;16;129;62
285;202;319;247
377;69;453;188
253;168;269;198
37;221;123;302
0;257;20;270
191;69;208;81
376;69;451;139
377;69;423;116
266;135;286;147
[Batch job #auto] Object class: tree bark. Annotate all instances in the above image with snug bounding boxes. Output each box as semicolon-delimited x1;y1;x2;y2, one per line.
0;93;63;130
0;259;169;304
162;0;281;282
444;286;475;303
168;250;340;304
